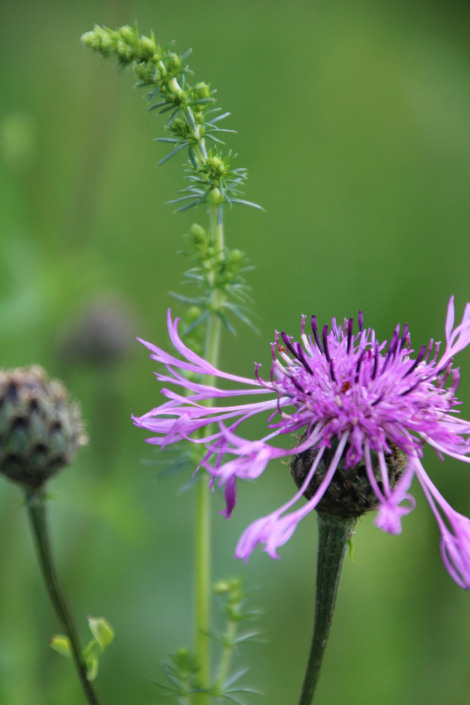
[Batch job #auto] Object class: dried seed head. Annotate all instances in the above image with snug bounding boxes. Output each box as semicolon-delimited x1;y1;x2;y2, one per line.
0;366;86;487
290;438;406;519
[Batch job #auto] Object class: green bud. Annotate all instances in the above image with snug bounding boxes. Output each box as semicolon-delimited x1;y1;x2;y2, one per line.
99;32;119;57
119;25;136;46
140;35;158;60
80;30;99;49
186;306;203;323
193;82;211;100
207;187;224;205
229;249;244;263
116;38;133;63
134;62;157;84
207;156;226;177
189;223;207;245
171;119;189;139
164;52;181;74
0;366;86;488
172;648;198;677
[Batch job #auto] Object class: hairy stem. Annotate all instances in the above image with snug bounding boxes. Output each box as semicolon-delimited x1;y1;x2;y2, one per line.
25;487;102;705
298;512;356;705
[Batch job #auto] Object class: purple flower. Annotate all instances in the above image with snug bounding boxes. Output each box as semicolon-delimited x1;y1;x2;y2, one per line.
133;298;470;587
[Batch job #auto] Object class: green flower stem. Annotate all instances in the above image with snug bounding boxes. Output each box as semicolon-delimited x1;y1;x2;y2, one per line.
25;487;102;705
298;512;356;705
194;474;211;701
194;202;226;704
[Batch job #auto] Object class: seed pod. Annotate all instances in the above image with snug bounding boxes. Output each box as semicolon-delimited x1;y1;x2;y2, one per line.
0;366;86;488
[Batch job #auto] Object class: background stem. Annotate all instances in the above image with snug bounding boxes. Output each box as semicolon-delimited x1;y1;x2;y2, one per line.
194;203;226;703
25;487;102;705
298;512;356;705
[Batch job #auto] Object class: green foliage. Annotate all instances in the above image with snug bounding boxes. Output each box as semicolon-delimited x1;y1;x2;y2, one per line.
171;223;257;338
152;648;200;703
81;24;261;217
153;578;260;704
51;616;114;682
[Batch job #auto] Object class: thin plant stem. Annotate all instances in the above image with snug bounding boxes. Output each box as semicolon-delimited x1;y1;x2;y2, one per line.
298;512;356;705
194;203;226;704
194;473;211;699
25;487;102;705
214;619;237;696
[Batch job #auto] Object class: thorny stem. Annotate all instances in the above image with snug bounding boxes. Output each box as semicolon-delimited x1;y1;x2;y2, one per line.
25;487;102;705
298;512;356;705
194;202;226;704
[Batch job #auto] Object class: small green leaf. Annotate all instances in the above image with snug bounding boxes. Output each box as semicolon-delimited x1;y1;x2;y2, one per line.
83;638;101;661
86;658;99;681
50;635;72;658
87;616;115;651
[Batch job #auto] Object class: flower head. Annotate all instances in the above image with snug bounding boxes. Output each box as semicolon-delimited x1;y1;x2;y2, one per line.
0;366;87;487
133;297;470;587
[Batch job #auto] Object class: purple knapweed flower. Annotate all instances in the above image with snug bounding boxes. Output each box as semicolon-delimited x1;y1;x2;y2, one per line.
133;297;470;588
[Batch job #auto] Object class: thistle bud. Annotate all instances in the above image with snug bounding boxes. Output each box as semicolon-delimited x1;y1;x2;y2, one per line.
0;366;86;488
290;439;406;519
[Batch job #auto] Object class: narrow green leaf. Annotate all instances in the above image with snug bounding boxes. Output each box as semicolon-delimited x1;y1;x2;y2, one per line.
169;292;206;305
185;107;196;131
216;310;236;335
147;100;167;112
175;199;201;213
166;109;180;126
189;98;216;106
208;112;231;124
205;134;225;144
181;309;209;335
158;142;188;165
230;199;265;211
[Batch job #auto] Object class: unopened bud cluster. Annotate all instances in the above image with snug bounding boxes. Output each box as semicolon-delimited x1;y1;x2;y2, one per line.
81;25;258;218
0;366;86;488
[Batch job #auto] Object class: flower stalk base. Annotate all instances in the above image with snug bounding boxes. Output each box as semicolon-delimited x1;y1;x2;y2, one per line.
25;487;102;705
299;512;356;705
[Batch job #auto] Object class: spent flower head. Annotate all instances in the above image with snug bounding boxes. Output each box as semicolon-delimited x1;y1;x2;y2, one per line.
133;297;470;588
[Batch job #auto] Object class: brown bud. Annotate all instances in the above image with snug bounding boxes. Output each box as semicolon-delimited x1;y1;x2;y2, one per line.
0;366;86;487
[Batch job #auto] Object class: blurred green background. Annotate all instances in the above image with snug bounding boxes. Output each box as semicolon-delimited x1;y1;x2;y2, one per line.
1;0;470;703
